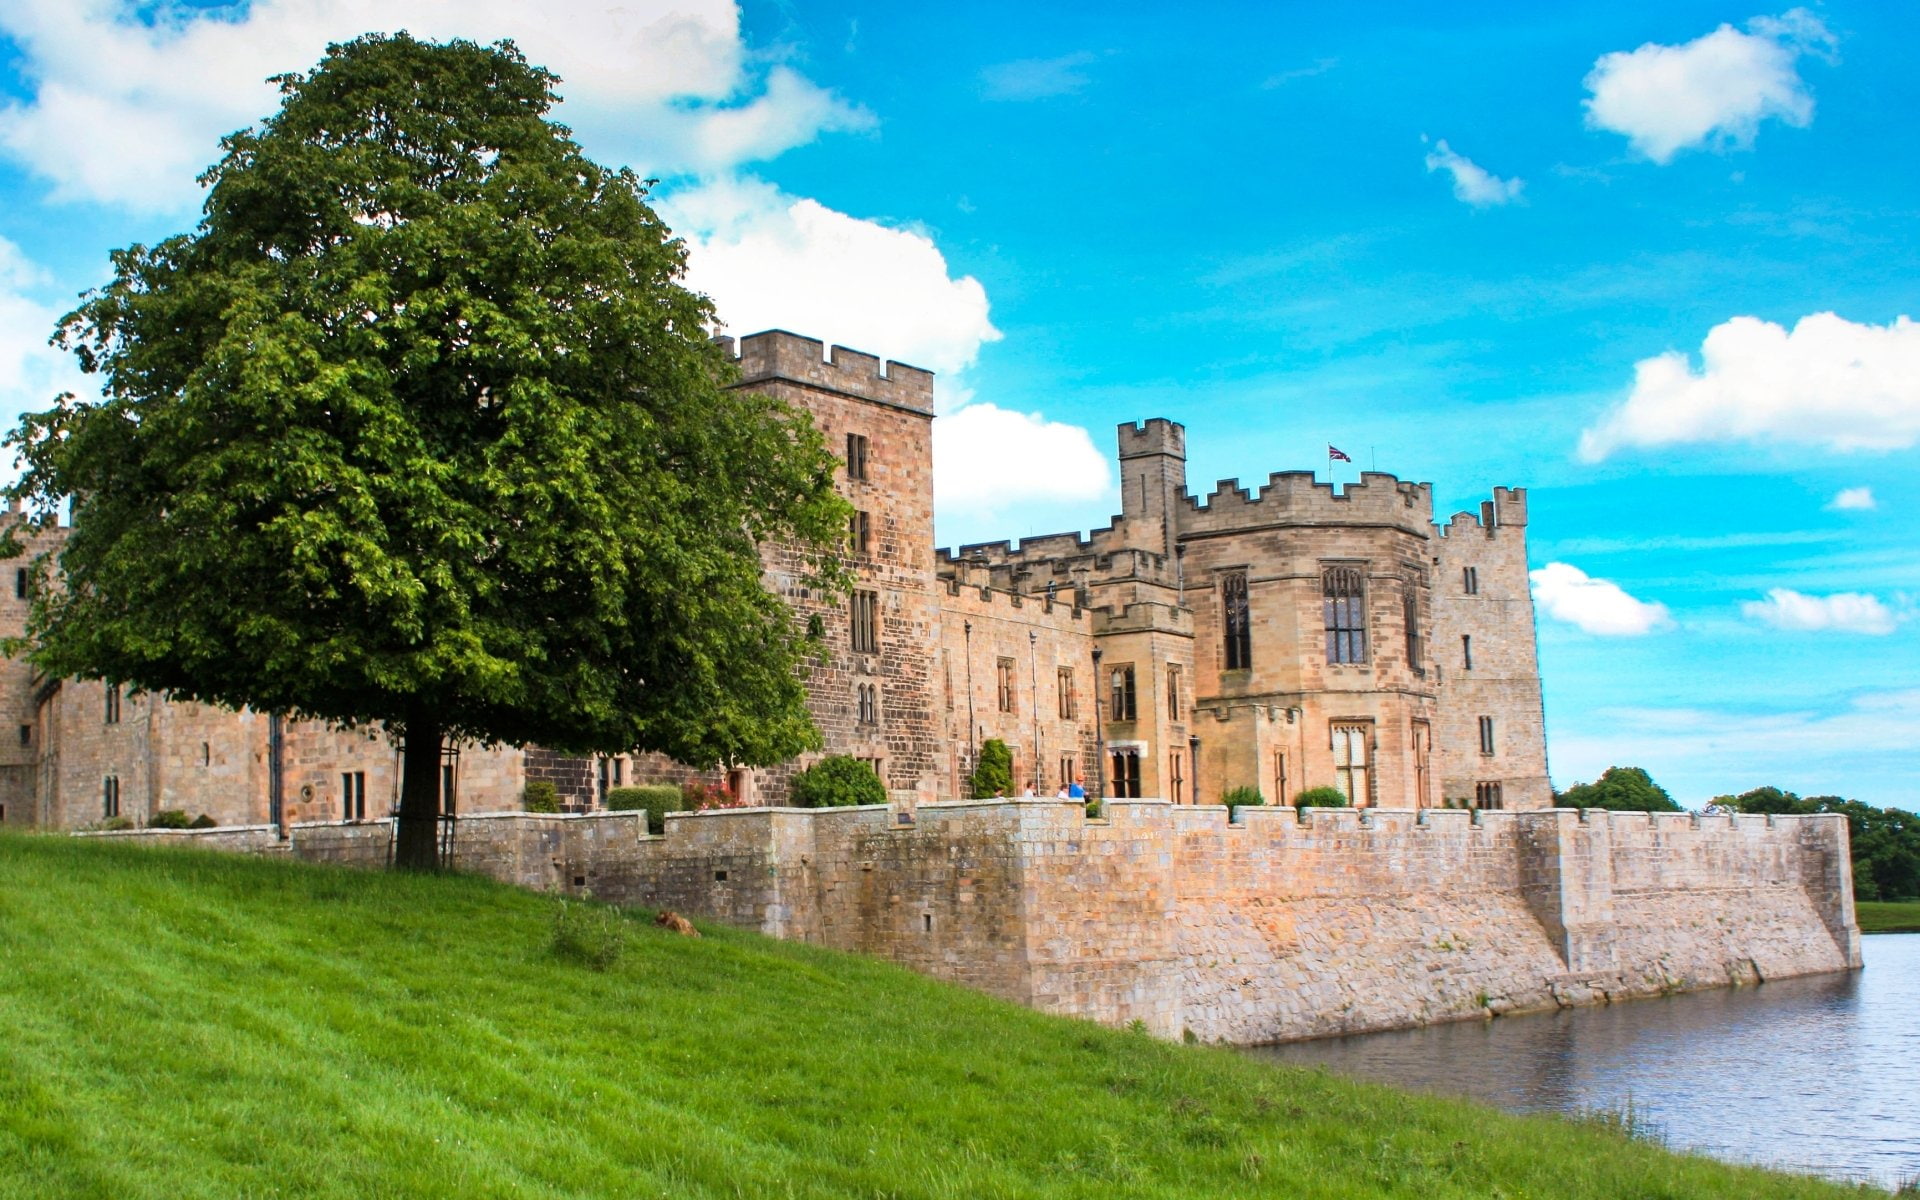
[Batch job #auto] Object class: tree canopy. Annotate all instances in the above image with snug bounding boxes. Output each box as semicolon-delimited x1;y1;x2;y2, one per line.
3;33;850;868
1556;766;1681;812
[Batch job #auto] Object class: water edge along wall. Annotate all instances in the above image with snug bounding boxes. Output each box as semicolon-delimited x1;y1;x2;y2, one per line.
88;797;1862;1044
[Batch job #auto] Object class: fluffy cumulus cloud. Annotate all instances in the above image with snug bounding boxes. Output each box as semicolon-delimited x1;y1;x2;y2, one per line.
1422;139;1523;206
1582;9;1836;163
932;404;1110;513
1828;486;1876;511
662;176;1000;381
1529;562;1672;636
0;0;872;212
1740;588;1900;634
1580;313;1920;460
0;238;89;447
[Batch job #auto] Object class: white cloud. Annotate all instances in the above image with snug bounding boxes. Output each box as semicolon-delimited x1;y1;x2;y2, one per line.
0;238;91;471
1530;562;1672;635
1828;486;1876;511
980;52;1097;101
663;176;1001;382
1550;689;1920;807
1422;139;1523;207
933;404;1111;514
1579;313;1920;460
1582;8;1836;163
0;0;871;212
1740;588;1900;634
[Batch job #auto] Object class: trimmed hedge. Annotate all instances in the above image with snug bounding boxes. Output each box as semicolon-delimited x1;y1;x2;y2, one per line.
147;809;194;829
1294;786;1349;811
789;756;886;809
607;785;684;834
523;780;560;814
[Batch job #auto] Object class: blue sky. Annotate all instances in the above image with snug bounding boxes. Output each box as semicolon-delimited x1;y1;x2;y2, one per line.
0;2;1914;807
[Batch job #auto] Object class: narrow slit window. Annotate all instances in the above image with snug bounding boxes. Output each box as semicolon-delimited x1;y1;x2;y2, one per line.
1166;665;1182;722
996;657;1016;714
1056;667;1075;719
1478;715;1496;756
1462;635;1473;670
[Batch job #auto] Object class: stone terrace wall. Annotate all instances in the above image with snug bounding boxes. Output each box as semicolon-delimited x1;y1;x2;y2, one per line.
91;800;1859;1045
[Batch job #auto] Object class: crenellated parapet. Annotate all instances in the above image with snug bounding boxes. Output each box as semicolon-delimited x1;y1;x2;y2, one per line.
717;329;935;414
1091;600;1192;638
1116;417;1186;462
1181;471;1433;537
1435;486;1528;540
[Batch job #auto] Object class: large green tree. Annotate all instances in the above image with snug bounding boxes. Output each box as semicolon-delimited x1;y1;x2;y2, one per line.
1556;766;1681;812
3;34;850;869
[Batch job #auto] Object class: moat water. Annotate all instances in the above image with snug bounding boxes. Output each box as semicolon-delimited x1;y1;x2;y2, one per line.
1247;933;1919;1189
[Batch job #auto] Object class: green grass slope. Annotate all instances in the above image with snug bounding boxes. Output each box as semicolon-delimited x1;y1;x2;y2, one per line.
0;834;1877;1200
1856;900;1920;934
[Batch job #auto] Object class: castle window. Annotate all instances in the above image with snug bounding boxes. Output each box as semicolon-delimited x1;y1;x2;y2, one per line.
102;776;120;818
1403;586;1422;668
342;771;366;821
1166;665;1182;722
1478;716;1496;756
1057;667;1075;719
1474;781;1504;810
1323;566;1368;664
442;762;458;810
200;741;210;766
845;433;869;482
18;724;29;747
1109;749;1141;799
1059;755;1077;790
996;657;1016;714
850;590;879;654
855;756;883;779
1169;750;1185;804
1109;665;1137;721
1412;720;1432;808
944;663;954;711
857;682;879;725
1462;635;1473;670
1463;566;1479;595
1273;750;1289;805
849;509;871;555
13;568;24;599
1222;571;1252;670
1331;724;1370;806
104;684;122;724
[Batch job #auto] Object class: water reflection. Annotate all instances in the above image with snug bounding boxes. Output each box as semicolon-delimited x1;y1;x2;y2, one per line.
1248;934;1919;1189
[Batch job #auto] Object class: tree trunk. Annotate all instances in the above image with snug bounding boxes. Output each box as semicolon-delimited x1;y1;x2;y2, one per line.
394;712;444;871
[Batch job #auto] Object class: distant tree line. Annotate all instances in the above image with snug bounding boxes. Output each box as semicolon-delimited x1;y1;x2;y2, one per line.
1557;768;1920;903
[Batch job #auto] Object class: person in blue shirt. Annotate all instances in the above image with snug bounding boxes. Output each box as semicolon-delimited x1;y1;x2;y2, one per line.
1067;777;1086;800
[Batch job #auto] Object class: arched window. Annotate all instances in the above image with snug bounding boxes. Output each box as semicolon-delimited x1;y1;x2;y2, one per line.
1323;566;1368;664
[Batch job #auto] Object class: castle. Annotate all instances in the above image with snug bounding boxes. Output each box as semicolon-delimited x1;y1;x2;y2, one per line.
0;329;1548;831
11;330;1863;1045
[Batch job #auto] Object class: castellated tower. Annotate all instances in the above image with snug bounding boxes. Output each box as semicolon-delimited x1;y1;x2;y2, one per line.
1429;488;1552;809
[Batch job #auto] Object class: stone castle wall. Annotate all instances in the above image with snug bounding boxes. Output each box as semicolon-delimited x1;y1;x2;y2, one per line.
103;798;1860;1044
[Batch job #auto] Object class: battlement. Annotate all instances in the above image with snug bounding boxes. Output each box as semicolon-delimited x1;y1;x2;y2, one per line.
1116;418;1186;461
717;329;935;414
1091;599;1192;637
938;574;1090;624
1435;486;1528;540
1182;471;1433;537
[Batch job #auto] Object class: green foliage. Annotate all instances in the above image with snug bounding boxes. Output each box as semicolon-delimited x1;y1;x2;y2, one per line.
606;785;683;834
89;816;135;832
548;899;625;971
188;814;218;829
147;809;194;829
1084;798;1104;819
1221;786;1264;810
969;739;1013;799
1718;787;1920;902
2;33;851;870
1558;767;1681;813
1294;786;1349;810
522;780;559;814
0;834;1872;1200
789;756;887;809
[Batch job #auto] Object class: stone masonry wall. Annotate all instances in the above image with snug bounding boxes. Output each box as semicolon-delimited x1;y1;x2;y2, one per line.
154;798;1860;1045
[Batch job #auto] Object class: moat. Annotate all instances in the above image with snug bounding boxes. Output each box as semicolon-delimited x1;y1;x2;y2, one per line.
1249;933;1918;1189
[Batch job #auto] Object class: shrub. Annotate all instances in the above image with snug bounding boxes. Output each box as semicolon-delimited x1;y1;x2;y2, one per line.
189;814;218;829
1221;786;1264;811
147;809;193;829
523;780;560;813
91;816;135;832
1085;797;1104;819
1559;766;1679;812
969;738;1013;799
548;899;625;971
789;756;886;808
1294;786;1348;811
607;785;683;834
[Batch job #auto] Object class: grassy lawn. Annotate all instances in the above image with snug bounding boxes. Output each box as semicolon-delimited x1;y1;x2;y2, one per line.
1857;900;1920;934
0;832;1887;1199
